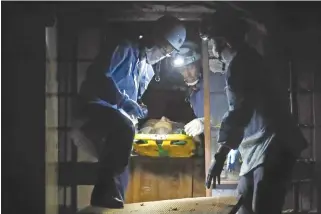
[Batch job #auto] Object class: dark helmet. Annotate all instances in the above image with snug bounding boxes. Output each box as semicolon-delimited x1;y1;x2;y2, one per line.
200;10;249;47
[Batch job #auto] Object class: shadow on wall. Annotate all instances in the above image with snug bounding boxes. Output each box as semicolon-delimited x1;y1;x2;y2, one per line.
141;88;196;124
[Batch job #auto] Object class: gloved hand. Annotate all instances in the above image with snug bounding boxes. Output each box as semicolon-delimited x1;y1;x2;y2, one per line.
184;118;204;137
206;147;229;189
227;149;240;172
120;99;148;119
139;105;148;119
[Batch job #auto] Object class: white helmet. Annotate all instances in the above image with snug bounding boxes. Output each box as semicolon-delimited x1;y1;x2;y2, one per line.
154;15;187;52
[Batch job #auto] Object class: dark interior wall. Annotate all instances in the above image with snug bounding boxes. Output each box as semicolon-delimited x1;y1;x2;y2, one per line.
287;28;321;211
265;9;321;210
142;88;196;123
2;3;54;214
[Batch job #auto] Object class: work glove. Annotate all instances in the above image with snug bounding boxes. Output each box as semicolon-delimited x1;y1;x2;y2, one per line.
120;98;148;119
227;149;240;172
138;102;149;118
139;104;148;119
206;150;228;189
184;118;204;137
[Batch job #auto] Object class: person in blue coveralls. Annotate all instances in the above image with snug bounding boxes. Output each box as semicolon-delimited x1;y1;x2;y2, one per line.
199;10;308;214
70;15;186;208
172;41;241;174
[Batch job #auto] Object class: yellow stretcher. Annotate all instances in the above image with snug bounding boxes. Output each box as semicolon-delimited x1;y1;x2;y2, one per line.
133;133;197;158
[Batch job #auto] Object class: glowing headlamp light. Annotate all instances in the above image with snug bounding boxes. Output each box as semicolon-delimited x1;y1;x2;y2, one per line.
201;35;209;41
173;56;185;67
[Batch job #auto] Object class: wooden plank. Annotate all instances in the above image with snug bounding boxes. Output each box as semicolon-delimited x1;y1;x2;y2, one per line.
297;94;313;126
313;75;321;213
313;126;321;212
77;62;92;93
77;28;101;60
58;158;315;186
60;157;205;205
295;61;315;91
283;187;294;210
192;158;206;197
299;182;315;211
77;196;238;214
300;128;313;159
125;157;195;203
314;93;321;126
77;185;94;210
201;39;212;197
46;25;59;214
130;160;141;203
124;162;135;203
136;162;159;202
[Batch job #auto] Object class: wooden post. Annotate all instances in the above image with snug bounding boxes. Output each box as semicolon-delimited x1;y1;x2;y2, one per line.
201;39;212;197
46;23;59;214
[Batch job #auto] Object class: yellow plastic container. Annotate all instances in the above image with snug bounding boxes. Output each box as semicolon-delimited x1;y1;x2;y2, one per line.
133;133;196;158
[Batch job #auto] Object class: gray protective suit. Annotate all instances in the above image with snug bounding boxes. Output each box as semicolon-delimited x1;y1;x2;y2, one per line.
217;44;308;214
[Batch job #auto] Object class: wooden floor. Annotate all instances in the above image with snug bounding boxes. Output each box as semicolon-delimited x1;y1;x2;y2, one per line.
78;196;239;214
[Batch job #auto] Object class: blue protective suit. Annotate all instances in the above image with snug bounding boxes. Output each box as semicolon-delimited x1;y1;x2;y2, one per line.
77;40;155;202
216;44;308;214
80;40;155;112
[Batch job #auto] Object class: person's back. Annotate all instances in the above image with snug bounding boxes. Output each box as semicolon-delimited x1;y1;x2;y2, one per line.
202;10;308;214
228;44;308;176
79;39;154;109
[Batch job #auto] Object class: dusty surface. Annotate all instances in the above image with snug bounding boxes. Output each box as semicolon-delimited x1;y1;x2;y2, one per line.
78;196;238;214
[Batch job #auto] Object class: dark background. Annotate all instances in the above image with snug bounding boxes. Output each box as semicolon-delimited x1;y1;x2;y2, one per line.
2;2;321;214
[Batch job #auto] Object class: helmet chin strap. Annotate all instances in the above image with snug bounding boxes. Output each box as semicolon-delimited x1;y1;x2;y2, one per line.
185;70;202;87
186;79;199;86
185;81;201;103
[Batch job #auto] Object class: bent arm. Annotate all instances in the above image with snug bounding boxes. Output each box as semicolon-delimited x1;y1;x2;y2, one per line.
217;57;255;150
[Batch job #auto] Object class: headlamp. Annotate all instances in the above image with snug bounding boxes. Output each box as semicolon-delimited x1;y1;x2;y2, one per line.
173;56;185;67
199;32;209;41
202;36;209;41
171;53;200;68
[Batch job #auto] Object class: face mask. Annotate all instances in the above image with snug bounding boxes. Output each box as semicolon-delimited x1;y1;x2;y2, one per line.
211;40;236;71
145;46;166;65
209;59;225;73
221;48;237;65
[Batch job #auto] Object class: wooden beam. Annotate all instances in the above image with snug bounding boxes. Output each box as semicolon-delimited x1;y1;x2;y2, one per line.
105;12;205;22
59;159;315;186
77;196;239;214
201;39;212;197
45;22;59;214
2;4;47;213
